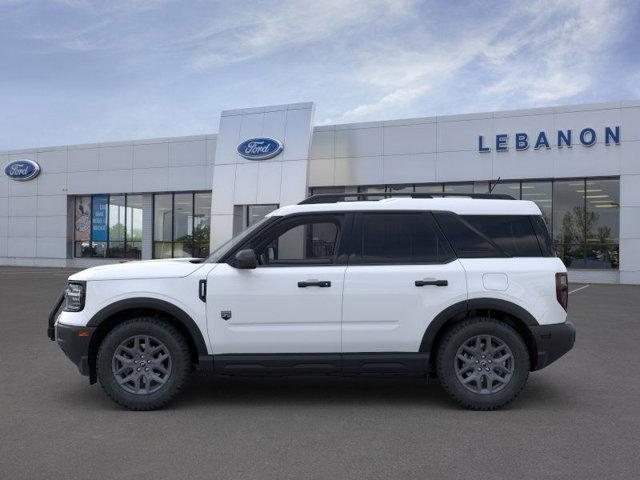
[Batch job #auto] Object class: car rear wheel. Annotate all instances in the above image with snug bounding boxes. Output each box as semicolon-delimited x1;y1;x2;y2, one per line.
97;317;192;410
436;317;529;410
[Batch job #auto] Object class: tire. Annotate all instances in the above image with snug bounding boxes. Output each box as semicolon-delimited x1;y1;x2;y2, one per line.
96;317;192;411
436;317;529;411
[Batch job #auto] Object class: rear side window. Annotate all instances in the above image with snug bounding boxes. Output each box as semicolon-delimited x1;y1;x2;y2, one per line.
433;212;503;258
355;213;454;264
461;215;543;257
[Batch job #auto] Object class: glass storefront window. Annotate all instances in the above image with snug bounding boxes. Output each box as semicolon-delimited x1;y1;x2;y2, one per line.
553;180;587;269
490;181;520;199
126;195;143;259
194;193;212;258
553;179;588;244
74;193;144;259
358;185;386;200
415;184;443;193
247;204;278;227
154;194;173;259
521;181;552;229
173;193;193;258
153;192;212;259
444;183;474;193
584;178;619;269
386;185;414;194
74;196;91;257
108;195;125;258
474;182;489;194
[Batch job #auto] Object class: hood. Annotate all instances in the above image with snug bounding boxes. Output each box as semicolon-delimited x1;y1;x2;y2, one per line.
69;258;206;281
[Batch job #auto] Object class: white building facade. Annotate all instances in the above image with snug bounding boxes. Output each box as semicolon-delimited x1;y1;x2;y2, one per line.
2;100;639;284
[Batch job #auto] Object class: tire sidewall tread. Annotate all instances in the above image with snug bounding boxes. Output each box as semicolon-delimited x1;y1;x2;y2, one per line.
436;317;530;411
96;317;192;411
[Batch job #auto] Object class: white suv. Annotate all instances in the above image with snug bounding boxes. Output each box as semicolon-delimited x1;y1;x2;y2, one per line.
49;193;575;411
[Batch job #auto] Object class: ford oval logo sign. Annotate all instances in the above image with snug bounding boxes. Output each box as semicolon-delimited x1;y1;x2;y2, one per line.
4;159;41;181
237;138;283;160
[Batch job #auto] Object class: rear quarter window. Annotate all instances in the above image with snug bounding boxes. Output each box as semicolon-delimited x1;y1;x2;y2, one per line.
433;212;503;258
461;215;543;257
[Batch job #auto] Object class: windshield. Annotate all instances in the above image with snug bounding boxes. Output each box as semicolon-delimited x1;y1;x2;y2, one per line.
205;216;273;263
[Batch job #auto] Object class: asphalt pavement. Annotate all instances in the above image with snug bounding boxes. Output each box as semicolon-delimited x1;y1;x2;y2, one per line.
1;267;639;479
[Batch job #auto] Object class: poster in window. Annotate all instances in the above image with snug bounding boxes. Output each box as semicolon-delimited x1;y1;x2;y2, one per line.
74;196;91;241
91;195;108;242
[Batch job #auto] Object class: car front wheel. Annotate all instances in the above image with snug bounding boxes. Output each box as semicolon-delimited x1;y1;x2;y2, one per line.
96;317;192;410
436;318;530;410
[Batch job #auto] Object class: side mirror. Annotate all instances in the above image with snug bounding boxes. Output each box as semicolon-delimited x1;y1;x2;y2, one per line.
234;249;258;269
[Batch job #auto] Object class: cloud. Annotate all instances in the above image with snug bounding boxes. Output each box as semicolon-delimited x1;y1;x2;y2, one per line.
338;36;493;121
190;0;415;70
481;0;622;104
339;85;429;121
334;0;627;122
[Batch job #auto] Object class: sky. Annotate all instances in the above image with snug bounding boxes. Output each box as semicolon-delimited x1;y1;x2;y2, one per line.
1;0;639;150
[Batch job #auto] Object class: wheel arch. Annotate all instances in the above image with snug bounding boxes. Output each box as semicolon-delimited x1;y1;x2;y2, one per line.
86;298;208;383
420;298;539;370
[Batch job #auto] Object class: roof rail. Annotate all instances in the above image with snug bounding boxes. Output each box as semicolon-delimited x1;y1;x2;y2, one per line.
298;192;515;204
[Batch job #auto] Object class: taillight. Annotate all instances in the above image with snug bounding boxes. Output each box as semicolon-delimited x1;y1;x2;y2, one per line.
555;272;568;311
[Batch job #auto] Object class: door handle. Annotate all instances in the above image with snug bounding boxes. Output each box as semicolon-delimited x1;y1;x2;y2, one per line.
298;280;331;288
415;279;448;287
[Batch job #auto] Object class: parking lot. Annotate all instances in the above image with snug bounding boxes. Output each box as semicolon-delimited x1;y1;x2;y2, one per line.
1;267;639;479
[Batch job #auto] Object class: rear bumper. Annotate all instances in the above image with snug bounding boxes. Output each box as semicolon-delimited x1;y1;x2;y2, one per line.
530;321;576;371
55;323;95;377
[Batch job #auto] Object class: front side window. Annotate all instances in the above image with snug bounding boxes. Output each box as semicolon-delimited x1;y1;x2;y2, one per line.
248;216;342;266
356;213;454;264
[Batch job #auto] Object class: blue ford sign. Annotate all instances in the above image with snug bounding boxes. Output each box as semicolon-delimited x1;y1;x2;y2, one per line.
4;159;41;181
478;126;620;152
237;138;283;160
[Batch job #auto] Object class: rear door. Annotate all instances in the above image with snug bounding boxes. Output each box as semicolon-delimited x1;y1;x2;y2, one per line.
342;212;467;353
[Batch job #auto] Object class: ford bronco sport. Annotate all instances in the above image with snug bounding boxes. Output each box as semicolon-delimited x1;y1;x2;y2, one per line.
49;192;575;410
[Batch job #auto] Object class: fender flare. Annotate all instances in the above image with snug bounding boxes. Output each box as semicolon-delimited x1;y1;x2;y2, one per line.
419;298;538;353
86;297;208;356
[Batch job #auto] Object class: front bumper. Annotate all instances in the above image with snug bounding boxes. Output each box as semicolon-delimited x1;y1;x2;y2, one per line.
530;321;576;371
48;290;94;377
55;323;96;376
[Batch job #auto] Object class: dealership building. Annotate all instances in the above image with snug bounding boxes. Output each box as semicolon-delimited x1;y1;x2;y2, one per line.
1;100;639;284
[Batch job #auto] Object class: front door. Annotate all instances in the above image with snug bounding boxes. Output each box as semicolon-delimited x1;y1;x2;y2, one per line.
206;214;347;355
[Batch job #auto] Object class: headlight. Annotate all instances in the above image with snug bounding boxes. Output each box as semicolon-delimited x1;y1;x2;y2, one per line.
63;282;86;312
